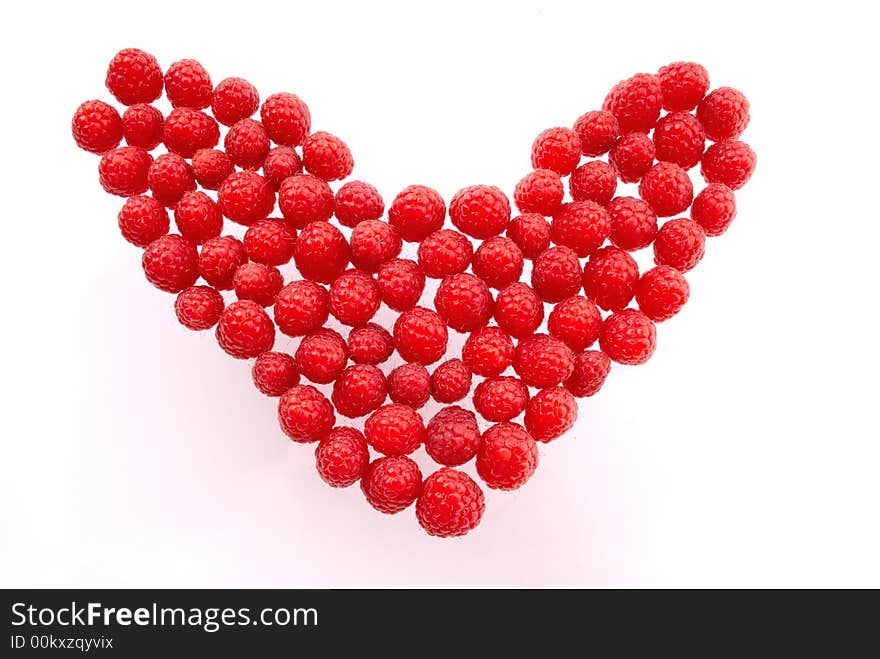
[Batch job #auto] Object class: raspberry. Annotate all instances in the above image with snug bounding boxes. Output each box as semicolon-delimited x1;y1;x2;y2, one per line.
573;110;619;156
416;230;471;279
393;306;448;364
218;170;275;226
451;186;511;239
262;146;303;189
416;468;484;538
639;162;694;217
260;92;311;146
425;406;480;467
294;221;350;284
582;246;640;311
362;456;422;514
547;295;602;351
472;237;523;289
513;169;565;216
302;131;354;181
350;220;402;272
653;112;705;170
334;181;385;227
477;422;538;489
243;219;296;266
654;218;705;272
531;127;581;175
365;403;425;457
435;273;494;333
569;160;617;206
388;185;446;242
524;387;577;442
493;282;544;339
691;183;736;236
332;364;388;418
599;308;657;365
387;363;432;409
121;104;163;150
375;258;425;311
566;350;611;398
697;87;750;142
142;234;198;293
72;100;122;153
462;325;515;376
506;213;550;259
296;330;349;384
606;196;658;251
431;358;472;403
348;323;394;365
174;285;224;331
609;131;655;183
636;266;689;322
278;174;335;228
164;59;212;109
224;118;270;169
174;191;222;244
162;108;219;158
105;48;163;105
474;376;529;422
252;351;300;397
602;72;663;133
233;262;283;307
117;195;169;247
315;427;370;488
329;269;380;326
191;149;233;190
513;333;575;389
273;280;329;336
531;246;583;303
147;153;195;207
657;62;710;112
199;235;246;290
98;146;151;196
215;299;276;359
550;201;610;258
211;77;259;126
278;384;335;443
700;141;756;190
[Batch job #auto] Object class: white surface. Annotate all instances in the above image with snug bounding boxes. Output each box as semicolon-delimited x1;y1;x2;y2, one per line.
1;0;878;588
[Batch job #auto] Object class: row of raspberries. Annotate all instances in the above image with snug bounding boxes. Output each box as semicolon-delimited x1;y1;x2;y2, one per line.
72;50;755;538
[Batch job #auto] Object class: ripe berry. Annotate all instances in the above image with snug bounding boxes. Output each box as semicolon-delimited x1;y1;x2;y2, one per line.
215;299;276;359
514;169;565;216
547;295;602;351
462;325;515;377
697;87;750;142
224;118;270;169
513;334;575;388
417;230;473;279
262;146;303;188
273;280;329;337
105;48;163;105
252;351;300;397
350;220;402;272
362;456;422;514
700;140;756;190
493;282;544;339
550;201;610;258
191;149;233;190
388;185;446;242
233;262;283;307
524;387;577;442
174;286;224;331
174;191;222;244
334;181;385;227
477;422;538;489
121;104;164;150
164;59;212;109
434;273;494;333
211;77;259;126
243;219;296;266
602;73;663;133
260;92;311;146
296;330;349;384
348;323;394;365
653;112;705;170
365;404;426;457
98;146;151;196
507;213;551;259
142;234;198;293
332;364;388;418
570;160;617;205
72;100;122;153
294;221;350;284
691;183;736;236
573;110;619;156
425;406;480;467
472;237;524;289
393;306;448;365
431;358;472;403
416;468;484;538
117;195;169;247
531;127;581;175
636;266;690;322
449;185;512;239
639;162;694;217
566;350;611;398
375;258;425;311
162;108;219;158
474;376;529;422
315;427;370;488
607;196;658;251
278;384;335;443
302;131;354;181
329;269;380;326
653;218;705;272
582;246;640;311
387;363;432;409
199;235;247;290
531;246;583;303
599;308;657;365
278;174;335;228
217;170;275;225
609;131;655;183
657;61;710;112
147;153;195;207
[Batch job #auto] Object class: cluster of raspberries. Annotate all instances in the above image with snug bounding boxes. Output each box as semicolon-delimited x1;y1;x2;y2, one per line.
72;50;755;538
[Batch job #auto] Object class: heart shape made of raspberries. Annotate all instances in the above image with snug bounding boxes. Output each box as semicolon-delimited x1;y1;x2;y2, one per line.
72;49;756;538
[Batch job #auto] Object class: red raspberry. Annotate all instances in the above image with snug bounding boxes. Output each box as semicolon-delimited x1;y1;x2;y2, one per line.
296;330;349;384
547;295;602;351
164;59;212;109
375;258;425;311
417;230;473;279
350;220;402;272
147;153;195;207
474;376;529;422
191;148;233;190
599;308;657;365
273;280;329;337
493;282;544;339
334;181;385;227
105;48;162;105
365;403;426;457
388;185;446;242
566;350;611;398
691;183;736;236
472;237;523;289
657;61;710;112
507;213;551;259
362;456;422;514
653;112;705;170
174;285;224;331
211;77;259;127
435;273;494;333
425;406;480;467
639;162;694;217
162;108;219;158
233;262;283;307
531;246;583;303
332;364;388;418
117;195;169;247
348;323;394;365
697;87;750;142
570;160;617;206
315;427;370;488
477;422;538;489
573;110;619;156
513;169;564;216
243;219;296;266
524;387;577;442
602;72;663;133
462;325;515;376
387;363;432;409
294;221;350;284
302;131;354;181
636;266;690;322
199;235;246;290
262;146;303;189
550;201;610;258
121;104;163;150
393;306;448;364
531;127;581;175
513;333;575;388
431;358;472;404
218;170;275;226
224;118;270;169
174;191;222;244
142;234;198;293
329;269;380;326
654;218;705;272
700;141;756;190
98;146;151;196
449;185;512;239
606;196;658;251
278;174;335;228
71;100;122;153
215;299;276;359
609;131;655;183
416;468;484;538
260;92;311;146
252;351;300;397
582;246;640;311
278;384;335;443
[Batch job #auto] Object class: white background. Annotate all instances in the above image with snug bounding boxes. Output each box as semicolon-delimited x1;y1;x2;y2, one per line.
1;0;878;588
